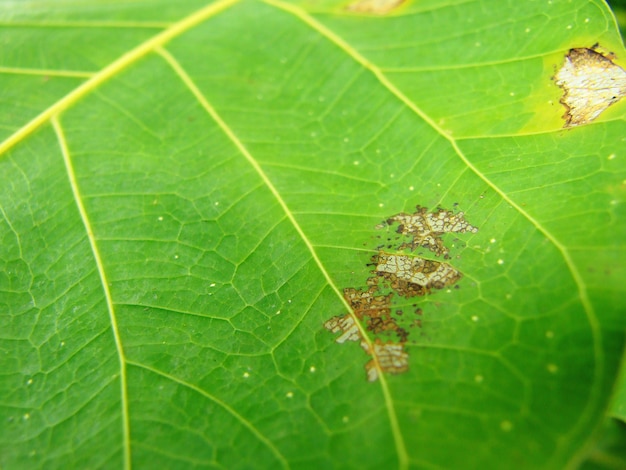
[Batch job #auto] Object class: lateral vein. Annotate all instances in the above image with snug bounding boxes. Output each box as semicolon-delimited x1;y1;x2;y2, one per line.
52;116;131;470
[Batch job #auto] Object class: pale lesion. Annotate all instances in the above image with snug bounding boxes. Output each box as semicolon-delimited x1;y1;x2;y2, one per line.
324;286;410;382
374;252;462;296
324;312;410;382
554;46;626;127
324;314;361;344
385;206;478;257
346;0;406;15
364;340;409;382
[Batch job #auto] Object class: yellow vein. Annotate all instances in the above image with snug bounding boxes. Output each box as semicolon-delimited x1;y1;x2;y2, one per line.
0;66;94;78
126;359;289;469
52;116;131;470
156;45;408;467
0;0;240;158
263;0;604;459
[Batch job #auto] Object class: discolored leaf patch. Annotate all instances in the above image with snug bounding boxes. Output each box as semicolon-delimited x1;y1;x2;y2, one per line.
346;0;406;15
554;47;626;127
324;206;477;382
382;206;478;257
374;253;462;296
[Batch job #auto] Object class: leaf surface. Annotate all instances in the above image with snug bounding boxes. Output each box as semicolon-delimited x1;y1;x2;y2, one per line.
1;0;625;468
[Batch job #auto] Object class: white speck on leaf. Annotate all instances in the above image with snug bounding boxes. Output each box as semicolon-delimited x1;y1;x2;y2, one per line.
475;375;484;383
286;391;294;399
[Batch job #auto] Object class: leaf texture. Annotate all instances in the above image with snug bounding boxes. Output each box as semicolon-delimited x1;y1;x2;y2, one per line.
1;0;625;468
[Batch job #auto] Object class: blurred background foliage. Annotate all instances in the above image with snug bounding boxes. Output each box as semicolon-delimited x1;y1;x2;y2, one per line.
607;0;626;39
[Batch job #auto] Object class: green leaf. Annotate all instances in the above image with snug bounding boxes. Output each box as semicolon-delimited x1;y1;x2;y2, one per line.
1;0;625;468
580;418;626;470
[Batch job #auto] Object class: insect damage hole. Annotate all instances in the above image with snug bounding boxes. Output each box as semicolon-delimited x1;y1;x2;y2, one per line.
554;46;626;127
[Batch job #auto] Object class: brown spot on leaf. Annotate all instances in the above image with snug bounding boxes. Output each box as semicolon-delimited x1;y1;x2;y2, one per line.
374;252;462;297
346;0;405;15
554;47;626;127
364;340;409;382
324;314;360;343
324;206;477;382
384;206;478;256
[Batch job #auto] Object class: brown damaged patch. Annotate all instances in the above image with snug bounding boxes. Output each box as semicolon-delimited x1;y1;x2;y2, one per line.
364;341;409;382
374;252;462;297
384;206;478;257
324;206;477;382
346;0;405;15
554;46;626;127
